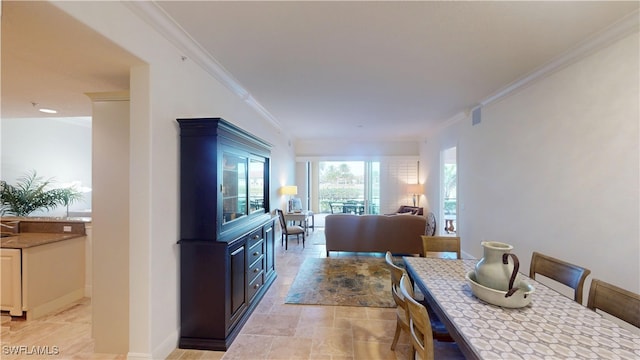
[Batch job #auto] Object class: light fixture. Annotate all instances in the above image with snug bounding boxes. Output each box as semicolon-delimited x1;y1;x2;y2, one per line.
280;185;298;212
32;102;57;114
407;183;423;207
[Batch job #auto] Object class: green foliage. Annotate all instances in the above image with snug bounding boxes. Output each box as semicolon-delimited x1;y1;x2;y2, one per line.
318;162;364;213
0;170;83;216
444;164;457;199
444;199;457;215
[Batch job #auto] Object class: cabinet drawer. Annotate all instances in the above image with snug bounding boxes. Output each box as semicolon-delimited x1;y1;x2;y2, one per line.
248;271;264;301
248;240;264;265
247;228;263;248
248;257;264;283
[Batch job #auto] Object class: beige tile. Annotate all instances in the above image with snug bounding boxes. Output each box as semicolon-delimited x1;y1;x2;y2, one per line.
266;336;312;359
165;348;188;359
299;305;335;320
222;334;273;360
242;313;299;336
268;303;304;317
84;353;128;359
353;340;408;360
333;317;355;330
335;306;369;320
294;322;320;339
365;307;397;321
310;331;354;358
178;349;218;360
312;326;352;339
308;355;354;360
351;319;397;343
8;321;68;344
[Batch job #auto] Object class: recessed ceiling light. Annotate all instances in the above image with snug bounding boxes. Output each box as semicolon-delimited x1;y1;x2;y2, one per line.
32;102;57;114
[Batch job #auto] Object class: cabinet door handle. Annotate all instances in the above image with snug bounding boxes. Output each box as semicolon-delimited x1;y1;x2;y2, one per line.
253;251;260;256
253;284;260;289
253;268;260;273
253;235;260;240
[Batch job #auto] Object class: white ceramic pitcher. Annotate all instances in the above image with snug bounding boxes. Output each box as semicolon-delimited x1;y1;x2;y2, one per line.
475;241;520;296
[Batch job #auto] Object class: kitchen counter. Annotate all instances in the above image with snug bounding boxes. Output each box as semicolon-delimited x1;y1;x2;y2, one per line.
1;232;85;249
1;216;90;248
1;216;91;222
0;217;89;319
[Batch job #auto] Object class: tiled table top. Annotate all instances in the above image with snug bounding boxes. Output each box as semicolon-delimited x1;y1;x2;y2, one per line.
404;257;640;360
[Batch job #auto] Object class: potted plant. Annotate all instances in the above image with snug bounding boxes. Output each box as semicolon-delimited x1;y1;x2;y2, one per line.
0;170;83;217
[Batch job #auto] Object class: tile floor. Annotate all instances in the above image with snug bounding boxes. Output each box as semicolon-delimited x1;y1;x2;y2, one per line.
1;297;125;360
1;223;464;360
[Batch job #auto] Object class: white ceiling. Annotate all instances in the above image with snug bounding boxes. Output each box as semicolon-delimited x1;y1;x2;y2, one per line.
2;1;638;141
1;1;141;118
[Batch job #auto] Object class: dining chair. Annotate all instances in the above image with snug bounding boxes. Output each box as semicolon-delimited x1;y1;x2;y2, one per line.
385;251;412;351
421;235;460;259
384;251;453;351
275;209;305;250
587;279;640;328
529;251;591;304
329;203;343;214
399;273;435;360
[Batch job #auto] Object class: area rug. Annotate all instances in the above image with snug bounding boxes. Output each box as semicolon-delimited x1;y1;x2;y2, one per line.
285;257;395;308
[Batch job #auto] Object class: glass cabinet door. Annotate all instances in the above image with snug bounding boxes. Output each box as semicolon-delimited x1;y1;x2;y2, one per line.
248;159;265;213
222;151;247;223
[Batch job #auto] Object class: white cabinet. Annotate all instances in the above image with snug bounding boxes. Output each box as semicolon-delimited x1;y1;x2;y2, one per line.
22;236;85;319
1;248;22;316
1;235;86;319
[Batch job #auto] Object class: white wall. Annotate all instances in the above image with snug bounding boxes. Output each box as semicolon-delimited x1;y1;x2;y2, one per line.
296;138;419;157
0;117;92;216
422;31;640;299
51;2;294;359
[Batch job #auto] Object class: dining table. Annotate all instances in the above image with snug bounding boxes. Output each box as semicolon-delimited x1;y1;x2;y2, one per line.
403;257;640;360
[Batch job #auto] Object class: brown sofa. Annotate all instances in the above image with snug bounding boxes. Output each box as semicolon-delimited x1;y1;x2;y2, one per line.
324;214;426;256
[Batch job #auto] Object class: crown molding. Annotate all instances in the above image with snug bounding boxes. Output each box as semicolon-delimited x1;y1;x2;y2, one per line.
480;9;639;108
123;1;282;130
85;91;130;102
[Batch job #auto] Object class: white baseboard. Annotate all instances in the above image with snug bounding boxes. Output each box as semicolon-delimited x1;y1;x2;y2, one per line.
126;352;153;360
152;328;180;360
27;288;84;320
125;329;178;359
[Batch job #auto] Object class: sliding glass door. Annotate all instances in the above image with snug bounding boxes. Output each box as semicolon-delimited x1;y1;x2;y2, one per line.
318;161;380;214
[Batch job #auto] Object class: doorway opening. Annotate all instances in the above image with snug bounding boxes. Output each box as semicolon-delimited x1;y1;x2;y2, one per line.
441;147;457;234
